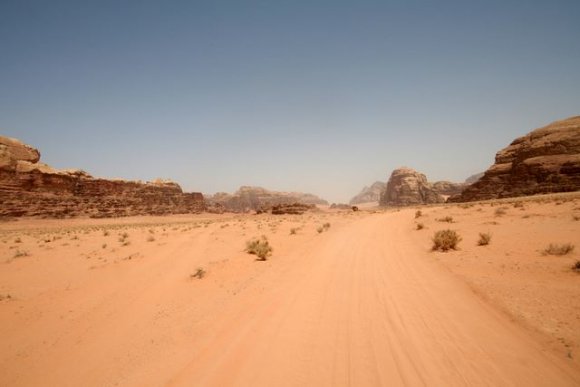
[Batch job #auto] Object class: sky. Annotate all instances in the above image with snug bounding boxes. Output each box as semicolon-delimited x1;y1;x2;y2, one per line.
1;0;579;203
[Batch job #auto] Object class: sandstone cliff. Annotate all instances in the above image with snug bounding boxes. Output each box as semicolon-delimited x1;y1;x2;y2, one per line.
349;181;386;205
431;181;466;197
0;136;204;218
206;186;327;213
379;167;445;206
451;116;580;202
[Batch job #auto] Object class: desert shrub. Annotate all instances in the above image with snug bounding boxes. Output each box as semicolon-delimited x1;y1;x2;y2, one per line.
513;202;524;208
103;230;110;236
432;230;462;252
245;236;273;260
102;243;107;249
416;223;424;230
478;232;492;246
191;267;206;279
415;210;422;219
572;261;580;272
572;215;580;221
543;243;575;256
317;226;324;233
437;216;454;223
146;235;155;242
13;250;29;258
290;228;298;235
14;237;22;243
495;207;507;216
323;222;331;230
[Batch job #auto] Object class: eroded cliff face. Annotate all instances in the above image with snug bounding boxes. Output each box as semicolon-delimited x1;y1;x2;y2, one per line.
379;167;445;206
0;136;204;218
205;186;327;213
451;116;580;202
349;181;386;205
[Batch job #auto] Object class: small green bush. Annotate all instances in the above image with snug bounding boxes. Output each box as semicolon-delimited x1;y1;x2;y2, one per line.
432;230;462;252
246;236;273;260
543;243;575;256
478;232;492;246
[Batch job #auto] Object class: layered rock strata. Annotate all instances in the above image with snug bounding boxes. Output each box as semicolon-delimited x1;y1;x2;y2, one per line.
0;136;204;218
451;116;580;202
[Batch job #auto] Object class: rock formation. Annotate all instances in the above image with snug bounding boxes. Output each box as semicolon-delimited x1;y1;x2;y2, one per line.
349;181;386;205
451;116;580;202
270;203;316;215
464;172;484;185
431;181;466;197
0;136;204;218
379;167;445;206
206;186;327;213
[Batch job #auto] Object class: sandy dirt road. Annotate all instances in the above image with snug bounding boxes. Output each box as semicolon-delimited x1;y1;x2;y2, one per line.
1;210;579;386
169;212;579;386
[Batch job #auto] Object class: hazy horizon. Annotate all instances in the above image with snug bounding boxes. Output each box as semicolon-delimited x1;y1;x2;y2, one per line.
2;1;579;203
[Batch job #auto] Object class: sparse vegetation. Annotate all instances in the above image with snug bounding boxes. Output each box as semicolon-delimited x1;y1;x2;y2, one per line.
543;243;575;256
432;230;462;252
245;236;273;260
477;232;492;246
415;210;422;219
13;249;29;258
103;230;109;236
317;226;324;233
102;243;107;249
14;237;22;243
494;207;507;216
437;216;454;223
572;261;580;272
416;222;424;230
191;267;206;279
146;235;155;242
290;228;298;235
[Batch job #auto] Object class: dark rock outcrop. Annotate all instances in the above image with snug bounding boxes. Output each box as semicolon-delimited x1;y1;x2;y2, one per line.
379;167;445;206
451;116;580;202
0;136;204;218
206;186;327;213
270;203;315;215
349;181;386;205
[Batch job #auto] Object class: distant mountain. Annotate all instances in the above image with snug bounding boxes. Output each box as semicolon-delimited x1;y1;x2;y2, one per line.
349;181;386;205
205;186;328;213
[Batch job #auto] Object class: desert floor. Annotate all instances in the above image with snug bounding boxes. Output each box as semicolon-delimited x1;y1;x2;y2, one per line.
1;194;580;386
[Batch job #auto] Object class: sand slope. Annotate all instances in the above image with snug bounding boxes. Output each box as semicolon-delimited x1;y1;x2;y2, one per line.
1;202;579;386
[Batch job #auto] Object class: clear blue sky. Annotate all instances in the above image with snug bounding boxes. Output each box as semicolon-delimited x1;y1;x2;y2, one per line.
1;0;579;203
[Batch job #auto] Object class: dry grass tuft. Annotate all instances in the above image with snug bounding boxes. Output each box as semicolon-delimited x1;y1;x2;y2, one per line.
415;210;422;219
191;267;206;279
246;236;273;261
416;222;424;230
437;216;454;223
477;232;492;246
543;243;575;256
432;230;461;252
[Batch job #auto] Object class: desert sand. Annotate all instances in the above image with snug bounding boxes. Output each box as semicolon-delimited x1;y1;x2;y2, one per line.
1;194;580;386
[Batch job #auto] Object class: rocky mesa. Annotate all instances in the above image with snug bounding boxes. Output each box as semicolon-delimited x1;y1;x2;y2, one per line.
379;167;445;206
451;116;580;202
0;136;204;218
206;186;327;213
